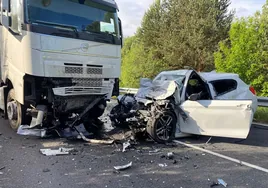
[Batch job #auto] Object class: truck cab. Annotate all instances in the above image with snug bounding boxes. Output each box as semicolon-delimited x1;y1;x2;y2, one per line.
0;0;122;131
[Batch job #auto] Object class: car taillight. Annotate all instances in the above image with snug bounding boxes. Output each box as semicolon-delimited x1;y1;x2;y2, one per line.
249;86;256;95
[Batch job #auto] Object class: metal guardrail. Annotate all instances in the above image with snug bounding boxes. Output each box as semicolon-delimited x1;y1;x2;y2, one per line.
120;88;268;108
258;97;268;107
119;88;138;94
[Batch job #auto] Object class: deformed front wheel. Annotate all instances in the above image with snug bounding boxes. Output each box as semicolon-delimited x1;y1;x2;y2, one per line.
6;89;30;130
147;111;177;143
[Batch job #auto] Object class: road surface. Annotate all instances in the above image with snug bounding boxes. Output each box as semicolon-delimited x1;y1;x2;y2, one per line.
1;117;268;188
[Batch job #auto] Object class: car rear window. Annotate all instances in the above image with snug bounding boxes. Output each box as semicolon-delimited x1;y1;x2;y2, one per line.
210;79;238;96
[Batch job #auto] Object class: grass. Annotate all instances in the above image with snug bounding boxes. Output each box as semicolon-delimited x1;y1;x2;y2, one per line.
254;107;268;124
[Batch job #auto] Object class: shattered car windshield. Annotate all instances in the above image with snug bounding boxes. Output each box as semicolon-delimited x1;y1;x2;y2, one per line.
154;74;185;90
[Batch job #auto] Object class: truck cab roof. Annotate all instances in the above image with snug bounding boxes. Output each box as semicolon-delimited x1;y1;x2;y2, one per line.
93;0;119;10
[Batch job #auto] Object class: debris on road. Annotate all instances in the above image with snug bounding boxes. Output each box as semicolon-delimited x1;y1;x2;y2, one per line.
0;166;5;171
78;132;114;145
184;155;190;160
160;152;175;160
122;141;131;152
149;149;161;154
218;179;227;187
159;163;168;167
17;125;47;137
0;172;3;175
40;148;75;156
167;152;174;160
210;179;228;187
210;181;219;187
114;162;132;171
43;168;51;173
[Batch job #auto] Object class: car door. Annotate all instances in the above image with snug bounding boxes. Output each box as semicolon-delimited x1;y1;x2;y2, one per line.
179;100;253;139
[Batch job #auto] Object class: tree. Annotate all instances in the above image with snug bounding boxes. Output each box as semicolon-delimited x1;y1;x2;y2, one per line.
121;0;234;87
215;2;268;96
161;0;234;71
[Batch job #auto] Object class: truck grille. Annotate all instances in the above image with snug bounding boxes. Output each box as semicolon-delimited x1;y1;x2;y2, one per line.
52;87;111;96
87;67;103;75
64;64;103;75
72;78;102;87
65;87;102;95
65;67;83;74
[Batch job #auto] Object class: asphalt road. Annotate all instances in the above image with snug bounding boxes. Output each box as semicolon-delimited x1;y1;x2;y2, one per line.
1;117;268;188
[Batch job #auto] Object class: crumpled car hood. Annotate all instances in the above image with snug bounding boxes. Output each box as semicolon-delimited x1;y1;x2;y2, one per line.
136;79;177;101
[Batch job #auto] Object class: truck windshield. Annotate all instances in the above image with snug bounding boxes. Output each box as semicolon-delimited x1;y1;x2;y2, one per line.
26;0;119;41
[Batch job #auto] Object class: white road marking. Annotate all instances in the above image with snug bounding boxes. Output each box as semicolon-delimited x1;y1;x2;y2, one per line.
173;140;268;173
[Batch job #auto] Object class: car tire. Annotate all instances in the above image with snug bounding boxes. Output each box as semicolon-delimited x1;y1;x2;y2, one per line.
147;111;177;143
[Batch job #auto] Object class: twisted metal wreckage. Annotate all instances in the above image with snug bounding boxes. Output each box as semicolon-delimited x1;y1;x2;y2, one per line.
18;70;255;143
17;78;186;143
109;79;188;143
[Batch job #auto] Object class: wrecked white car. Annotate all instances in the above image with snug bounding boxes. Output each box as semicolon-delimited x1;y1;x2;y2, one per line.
110;69;257;143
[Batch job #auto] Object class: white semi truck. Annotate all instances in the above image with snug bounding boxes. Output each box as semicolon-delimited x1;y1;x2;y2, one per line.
0;0;122;134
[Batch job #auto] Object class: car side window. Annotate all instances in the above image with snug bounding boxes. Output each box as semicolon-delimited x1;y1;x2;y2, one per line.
185;73;211;100
210;79;237;96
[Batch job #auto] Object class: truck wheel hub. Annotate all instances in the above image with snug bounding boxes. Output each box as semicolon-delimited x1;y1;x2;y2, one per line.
7;101;18;120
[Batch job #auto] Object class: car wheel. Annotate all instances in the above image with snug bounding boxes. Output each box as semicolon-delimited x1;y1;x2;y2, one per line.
6;89;30;130
147;111;177;143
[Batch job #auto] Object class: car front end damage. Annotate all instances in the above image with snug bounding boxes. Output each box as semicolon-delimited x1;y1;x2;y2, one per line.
109;80;184;143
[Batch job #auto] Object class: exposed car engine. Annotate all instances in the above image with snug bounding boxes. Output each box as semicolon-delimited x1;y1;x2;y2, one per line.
109;93;177;143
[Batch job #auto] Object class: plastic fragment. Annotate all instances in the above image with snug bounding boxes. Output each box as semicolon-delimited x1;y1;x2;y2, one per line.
122;142;131;153
167;152;174;159
149;149;161;153
114;162;132;171
218;179;227;187
17;125;47;137
40;148;74;156
159;163;168;167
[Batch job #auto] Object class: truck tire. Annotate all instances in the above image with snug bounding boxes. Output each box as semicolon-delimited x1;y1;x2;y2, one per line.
6;89;29;130
147;111;177;143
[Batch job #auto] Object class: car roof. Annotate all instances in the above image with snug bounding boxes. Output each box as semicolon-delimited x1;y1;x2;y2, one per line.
158;70;190;76
157;70;240;82
200;72;239;81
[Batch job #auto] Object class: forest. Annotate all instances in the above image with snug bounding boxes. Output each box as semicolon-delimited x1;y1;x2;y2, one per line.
120;0;268;98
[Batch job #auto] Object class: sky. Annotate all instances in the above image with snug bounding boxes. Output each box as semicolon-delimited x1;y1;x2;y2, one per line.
116;0;267;37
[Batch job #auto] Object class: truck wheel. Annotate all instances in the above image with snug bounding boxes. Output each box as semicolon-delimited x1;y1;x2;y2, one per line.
6;89;28;130
147;111;177;143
